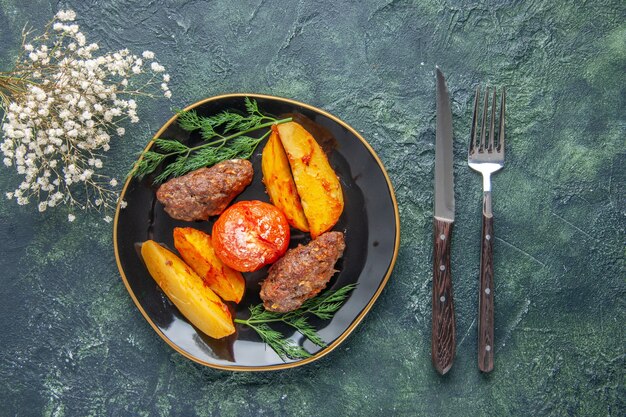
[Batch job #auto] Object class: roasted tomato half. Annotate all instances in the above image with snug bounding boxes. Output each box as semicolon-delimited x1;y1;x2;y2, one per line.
212;200;290;272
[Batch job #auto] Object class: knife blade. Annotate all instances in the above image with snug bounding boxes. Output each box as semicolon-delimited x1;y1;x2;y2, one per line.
432;67;456;375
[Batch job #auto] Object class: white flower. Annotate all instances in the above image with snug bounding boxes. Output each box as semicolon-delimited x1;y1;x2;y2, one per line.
76;33;86;46
103;215;112;223
38;201;47;212
116;128;125;136
5;192;14;199
164;90;172;98
150;62;165;72
68;213;76;222
163;74;170;82
142;51;155;59
29;52;38;61
109;178;118;187
56;10;77;21
120;200;127;209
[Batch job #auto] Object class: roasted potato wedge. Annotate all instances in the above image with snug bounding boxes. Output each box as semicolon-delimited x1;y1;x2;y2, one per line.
262;126;310;232
276;121;344;238
141;240;235;339
173;227;245;303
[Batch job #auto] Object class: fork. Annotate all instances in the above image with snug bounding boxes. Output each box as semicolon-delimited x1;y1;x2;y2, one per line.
468;86;505;373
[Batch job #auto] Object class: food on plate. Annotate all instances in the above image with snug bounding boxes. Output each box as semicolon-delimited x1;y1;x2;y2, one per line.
156;159;253;221
140;240;235;339
275;122;344;238
261;126;310;232
260;231;346;312
173;227;245;303
283;113;337;155
212;200;290;272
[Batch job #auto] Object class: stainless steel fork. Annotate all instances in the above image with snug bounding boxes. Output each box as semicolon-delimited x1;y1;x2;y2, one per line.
468;86;505;373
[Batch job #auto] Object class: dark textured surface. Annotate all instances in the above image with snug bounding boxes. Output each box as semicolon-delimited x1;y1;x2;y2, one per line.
0;0;624;416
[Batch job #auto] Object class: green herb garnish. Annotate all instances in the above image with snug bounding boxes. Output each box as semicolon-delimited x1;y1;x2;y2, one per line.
234;284;357;360
130;97;292;183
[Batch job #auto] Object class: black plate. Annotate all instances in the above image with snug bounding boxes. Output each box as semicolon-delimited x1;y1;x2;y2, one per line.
114;94;400;371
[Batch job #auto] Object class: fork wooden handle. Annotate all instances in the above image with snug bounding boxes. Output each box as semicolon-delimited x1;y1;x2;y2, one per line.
478;213;494;372
432;219;456;375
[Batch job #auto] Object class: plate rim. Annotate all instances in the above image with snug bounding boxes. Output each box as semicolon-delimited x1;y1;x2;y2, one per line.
113;93;400;371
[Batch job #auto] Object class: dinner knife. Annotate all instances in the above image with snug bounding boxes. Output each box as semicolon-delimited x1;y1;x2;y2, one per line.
432;67;456;375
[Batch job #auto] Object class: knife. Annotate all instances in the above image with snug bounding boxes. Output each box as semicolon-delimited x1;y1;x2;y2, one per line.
432;67;456;375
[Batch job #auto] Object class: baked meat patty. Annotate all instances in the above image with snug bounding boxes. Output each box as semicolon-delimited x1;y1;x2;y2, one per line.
260;231;345;312
156;159;253;221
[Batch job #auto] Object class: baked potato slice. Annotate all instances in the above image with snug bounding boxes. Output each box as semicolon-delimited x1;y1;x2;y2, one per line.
173;227;245;303
261;126;310;232
141;240;235;339
276;121;344;238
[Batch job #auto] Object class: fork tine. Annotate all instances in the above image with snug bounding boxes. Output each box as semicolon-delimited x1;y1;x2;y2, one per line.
498;87;506;152
480;87;488;151
470;86;480;154
489;89;496;151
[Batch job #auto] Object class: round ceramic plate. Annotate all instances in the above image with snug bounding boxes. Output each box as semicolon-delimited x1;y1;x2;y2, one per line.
114;94;400;371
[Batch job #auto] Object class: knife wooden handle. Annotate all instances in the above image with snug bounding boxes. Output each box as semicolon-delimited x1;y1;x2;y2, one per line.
478;214;495;372
432;218;456;375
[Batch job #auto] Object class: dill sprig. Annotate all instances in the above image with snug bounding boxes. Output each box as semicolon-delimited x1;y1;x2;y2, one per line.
242;323;311;360
130;97;292;183
234;284;357;360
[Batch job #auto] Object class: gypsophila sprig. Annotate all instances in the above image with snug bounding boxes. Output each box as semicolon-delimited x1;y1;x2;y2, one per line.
0;10;172;221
